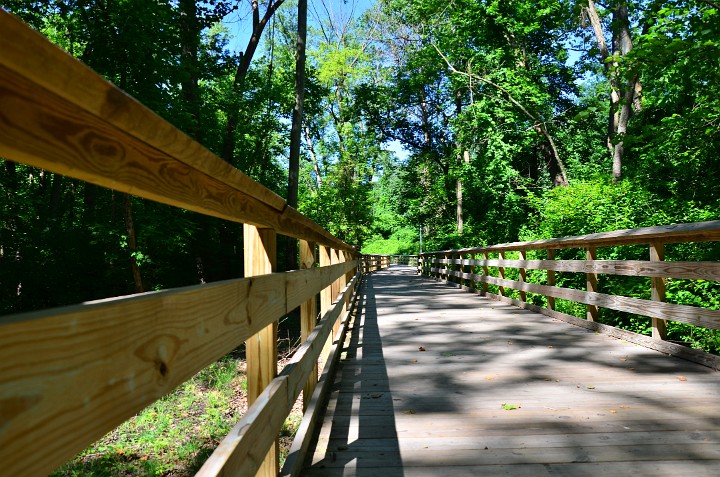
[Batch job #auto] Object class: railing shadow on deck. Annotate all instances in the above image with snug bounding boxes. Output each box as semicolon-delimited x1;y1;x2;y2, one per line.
304;271;404;477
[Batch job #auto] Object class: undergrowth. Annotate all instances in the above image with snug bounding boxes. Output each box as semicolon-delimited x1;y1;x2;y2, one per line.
51;346;305;477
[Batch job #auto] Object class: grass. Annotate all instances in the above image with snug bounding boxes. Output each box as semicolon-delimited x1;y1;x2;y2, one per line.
51;345;306;477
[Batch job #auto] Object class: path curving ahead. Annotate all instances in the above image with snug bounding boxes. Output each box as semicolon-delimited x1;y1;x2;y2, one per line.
302;266;720;477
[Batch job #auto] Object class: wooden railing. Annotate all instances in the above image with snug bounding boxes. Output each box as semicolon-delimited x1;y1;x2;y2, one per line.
389;254;419;266
0;11;357;477
362;254;391;272
420;221;720;369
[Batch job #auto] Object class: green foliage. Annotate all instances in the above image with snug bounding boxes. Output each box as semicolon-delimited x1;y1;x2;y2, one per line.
361;227;419;255
51;357;245;476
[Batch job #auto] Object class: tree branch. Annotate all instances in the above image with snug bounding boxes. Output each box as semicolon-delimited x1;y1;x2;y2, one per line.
432;43;568;185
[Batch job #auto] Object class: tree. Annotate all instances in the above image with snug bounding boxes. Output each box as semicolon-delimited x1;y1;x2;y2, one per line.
221;0;286;165
285;0;307;271
581;0;643;182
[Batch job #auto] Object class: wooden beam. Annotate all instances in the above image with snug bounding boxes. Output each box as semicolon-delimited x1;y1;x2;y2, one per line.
280;274;362;477
299;240;318;412
200;273;360;477
483;252;490;293
0;271;300;477
319;246;333;359
519;251;527;303
243;224;278;477
650;241;668;340
547;250;556;311
587;248;599;322
498;252;506;297
196;377;289;477
464;258;720;281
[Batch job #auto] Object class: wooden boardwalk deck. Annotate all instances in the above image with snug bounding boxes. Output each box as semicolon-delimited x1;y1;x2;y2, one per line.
302;266;720;477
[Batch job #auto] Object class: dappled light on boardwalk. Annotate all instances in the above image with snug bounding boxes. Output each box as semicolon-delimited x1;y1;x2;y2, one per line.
303;266;720;477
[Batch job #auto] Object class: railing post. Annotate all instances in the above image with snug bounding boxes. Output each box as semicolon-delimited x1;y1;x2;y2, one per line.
320;245;333;358
498;251;506;296
519;250;527;303
547;249;556;311
586;247;599;321
650;241;668;340
299;240;317;412
243;224;278;477
444;252;450;282
331;248;342;338
482;252;489;293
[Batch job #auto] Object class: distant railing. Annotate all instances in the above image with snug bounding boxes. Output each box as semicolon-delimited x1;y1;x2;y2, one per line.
420;221;720;369
362;254;390;272
390;254;419;266
0;11;359;477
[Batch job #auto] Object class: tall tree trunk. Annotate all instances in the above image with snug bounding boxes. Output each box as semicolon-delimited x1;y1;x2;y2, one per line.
123;194;144;293
584;0;642;182
285;0;307;271
304;126;323;188
221;0;285;165
179;0;202;143
456;150;470;235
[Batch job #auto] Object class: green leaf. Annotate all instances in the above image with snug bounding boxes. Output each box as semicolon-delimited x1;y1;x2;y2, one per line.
501;403;520;410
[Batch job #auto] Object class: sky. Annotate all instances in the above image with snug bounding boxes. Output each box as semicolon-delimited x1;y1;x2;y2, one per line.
223;0;376;56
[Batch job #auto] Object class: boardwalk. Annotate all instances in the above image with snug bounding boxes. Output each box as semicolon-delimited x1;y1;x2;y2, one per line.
302;266;720;477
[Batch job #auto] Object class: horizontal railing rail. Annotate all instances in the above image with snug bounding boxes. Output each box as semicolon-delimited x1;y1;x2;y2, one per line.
361;254;391;272
420;221;720;369
0;11;360;477
389;254;419;266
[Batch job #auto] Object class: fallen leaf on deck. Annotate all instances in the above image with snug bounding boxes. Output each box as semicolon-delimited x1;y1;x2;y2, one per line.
677;376;687;381
484;376;495;381
418;346;427;351
370;393;383;399
587;386;596;389
409;359;417;363
403;409;416;414
501;403;520;410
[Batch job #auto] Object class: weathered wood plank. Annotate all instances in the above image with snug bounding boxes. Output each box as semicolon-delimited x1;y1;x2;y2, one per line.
651;242;668;340
303;267;720;476
303;461;720;477
587;247;599;321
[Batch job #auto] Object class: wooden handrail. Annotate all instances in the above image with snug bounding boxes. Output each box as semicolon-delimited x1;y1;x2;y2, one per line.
0;10;351;253
427;220;720;254
420;222;720;369
0;10;361;477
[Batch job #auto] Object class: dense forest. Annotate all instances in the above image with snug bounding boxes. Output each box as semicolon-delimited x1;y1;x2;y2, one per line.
1;0;719;348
